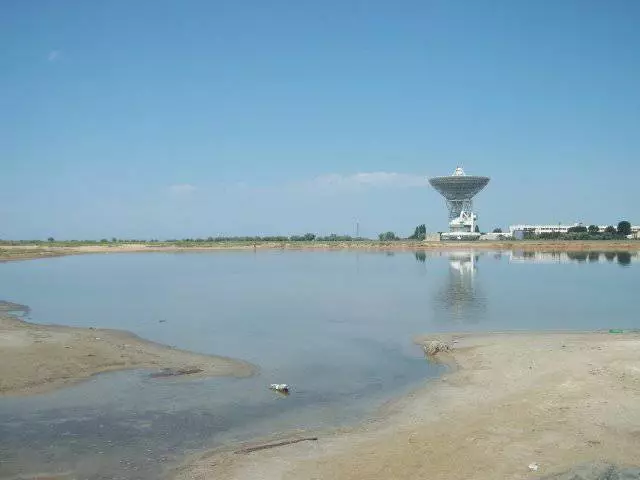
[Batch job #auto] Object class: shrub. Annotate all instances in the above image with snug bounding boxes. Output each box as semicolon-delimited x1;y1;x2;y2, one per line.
378;231;398;241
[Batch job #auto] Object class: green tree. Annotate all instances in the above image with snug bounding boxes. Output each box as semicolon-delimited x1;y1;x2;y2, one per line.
47;237;55;242
317;234;352;241
587;225;600;234
408;224;426;240
568;225;588;233
604;225;617;234
617;221;632;236
474;225;480;233
378;231;398;241
492;228;502;233
289;233;315;241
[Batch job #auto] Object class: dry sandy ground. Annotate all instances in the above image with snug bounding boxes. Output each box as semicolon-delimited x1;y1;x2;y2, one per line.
0;302;255;396
174;332;640;480
1;240;640;263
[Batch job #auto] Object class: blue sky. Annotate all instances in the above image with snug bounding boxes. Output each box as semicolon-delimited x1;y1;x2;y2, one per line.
2;0;639;239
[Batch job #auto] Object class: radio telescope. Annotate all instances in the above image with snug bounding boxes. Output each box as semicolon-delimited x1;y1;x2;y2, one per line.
429;167;490;240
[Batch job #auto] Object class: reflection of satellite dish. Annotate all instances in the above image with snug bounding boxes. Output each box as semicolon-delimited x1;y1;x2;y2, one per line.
448;250;475;260
449;258;474;275
433;252;486;324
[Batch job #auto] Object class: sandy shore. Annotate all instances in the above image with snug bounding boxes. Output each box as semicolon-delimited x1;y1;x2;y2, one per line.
0;302;255;396
175;331;640;479
1;240;639;262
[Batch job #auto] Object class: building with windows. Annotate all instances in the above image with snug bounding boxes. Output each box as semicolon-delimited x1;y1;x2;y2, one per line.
509;224;640;237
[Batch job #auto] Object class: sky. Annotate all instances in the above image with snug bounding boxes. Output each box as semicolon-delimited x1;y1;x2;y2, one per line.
1;0;639;239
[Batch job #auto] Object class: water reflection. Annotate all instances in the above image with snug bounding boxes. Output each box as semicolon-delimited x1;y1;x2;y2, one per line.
617;252;632;266
509;250;637;267
567;252;589;262
427;248;638;324
0;249;637;480
434;251;486;324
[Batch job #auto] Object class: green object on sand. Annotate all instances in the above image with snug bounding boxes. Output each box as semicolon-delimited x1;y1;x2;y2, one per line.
609;329;624;334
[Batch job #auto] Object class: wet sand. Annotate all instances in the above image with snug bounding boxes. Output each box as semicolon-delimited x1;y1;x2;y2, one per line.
175;331;640;479
1;240;639;263
0;302;255;396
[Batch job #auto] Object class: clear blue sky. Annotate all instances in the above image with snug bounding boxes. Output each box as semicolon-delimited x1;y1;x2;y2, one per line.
2;0;639;239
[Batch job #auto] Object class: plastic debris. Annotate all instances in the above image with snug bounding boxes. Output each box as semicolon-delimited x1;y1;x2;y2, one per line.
269;383;290;394
150;367;203;378
529;463;539;472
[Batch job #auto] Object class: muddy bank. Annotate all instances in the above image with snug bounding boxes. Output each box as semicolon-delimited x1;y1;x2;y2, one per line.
175;331;640;479
0;302;255;396
1;241;640;262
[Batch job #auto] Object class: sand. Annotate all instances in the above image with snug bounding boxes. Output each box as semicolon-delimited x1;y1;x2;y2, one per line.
174;331;640;479
1;240;639;263
0;302;255;396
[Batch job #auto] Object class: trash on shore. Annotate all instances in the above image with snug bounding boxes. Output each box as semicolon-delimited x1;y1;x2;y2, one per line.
529;462;539;472
423;341;452;356
234;436;317;454
150;367;204;378
269;383;290;394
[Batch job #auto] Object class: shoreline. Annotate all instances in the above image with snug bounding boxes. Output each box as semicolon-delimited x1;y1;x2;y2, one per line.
175;331;640;479
0;302;256;396
1;240;640;262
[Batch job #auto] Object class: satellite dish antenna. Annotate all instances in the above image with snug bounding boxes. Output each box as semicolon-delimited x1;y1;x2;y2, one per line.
428;167;490;240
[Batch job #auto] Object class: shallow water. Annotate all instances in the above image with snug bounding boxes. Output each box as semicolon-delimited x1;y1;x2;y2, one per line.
0;250;638;479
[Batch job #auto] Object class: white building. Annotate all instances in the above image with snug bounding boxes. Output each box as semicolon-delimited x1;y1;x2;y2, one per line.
509;224;640;236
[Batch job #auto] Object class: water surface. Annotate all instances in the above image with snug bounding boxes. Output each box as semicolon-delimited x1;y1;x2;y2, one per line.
0;250;638;479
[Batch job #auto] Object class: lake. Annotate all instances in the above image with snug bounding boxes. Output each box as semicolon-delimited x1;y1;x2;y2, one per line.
0;249;638;479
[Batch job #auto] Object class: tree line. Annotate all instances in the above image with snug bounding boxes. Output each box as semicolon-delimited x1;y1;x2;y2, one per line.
530;221;634;240
1;234;367;245
378;224;427;241
2;221;635;245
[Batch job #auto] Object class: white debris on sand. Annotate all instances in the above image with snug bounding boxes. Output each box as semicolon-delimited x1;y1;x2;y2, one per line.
269;383;290;393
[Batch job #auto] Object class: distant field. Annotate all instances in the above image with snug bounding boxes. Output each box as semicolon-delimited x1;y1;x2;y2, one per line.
1;239;639;263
